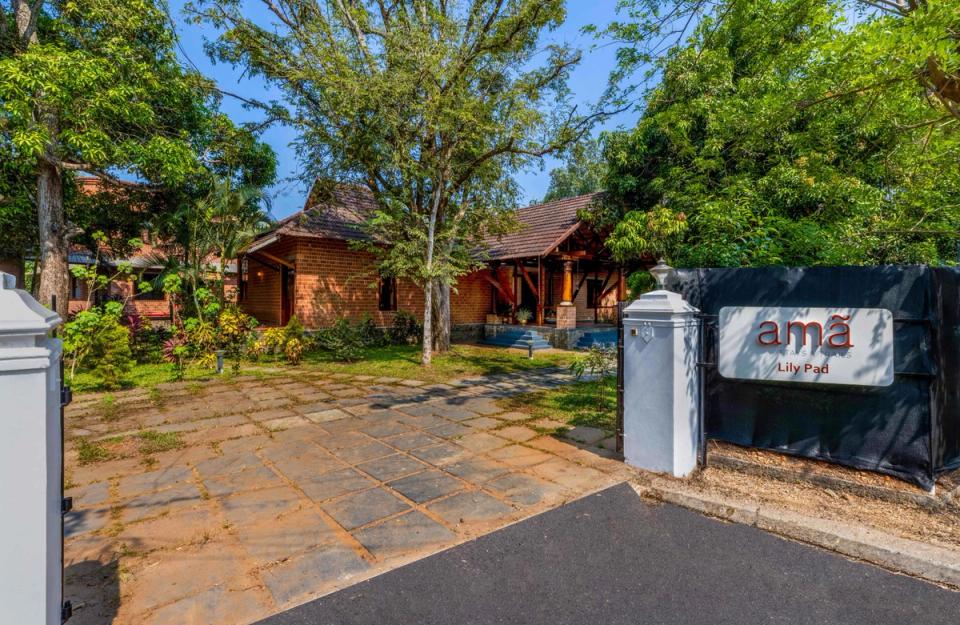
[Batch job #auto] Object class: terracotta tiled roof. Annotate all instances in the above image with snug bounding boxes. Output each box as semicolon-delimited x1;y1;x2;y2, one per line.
251;186;602;260
481;192;602;260
269;185;376;242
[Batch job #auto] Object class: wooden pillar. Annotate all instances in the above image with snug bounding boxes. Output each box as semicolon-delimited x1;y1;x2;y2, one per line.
557;260;576;330
561;260;574;304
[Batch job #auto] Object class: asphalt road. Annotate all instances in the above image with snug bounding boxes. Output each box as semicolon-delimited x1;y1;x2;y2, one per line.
257;482;960;625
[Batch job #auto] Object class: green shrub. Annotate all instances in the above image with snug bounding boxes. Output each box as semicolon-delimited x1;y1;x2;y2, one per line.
316;318;364;362
358;316;387;347
64;302;134;390
126;314;169;364
570;345;617;418
249;316;308;365
388;310;421;345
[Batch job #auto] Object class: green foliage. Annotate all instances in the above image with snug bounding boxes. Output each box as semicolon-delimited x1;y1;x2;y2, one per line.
315;319;364;363
543;138;608;203
601;0;960;267
217;306;257;368
0;1;275;310
126;314;169;365
136;430;184;455
63;301;134;390
354;316;386;348
250;316;309;365
63;301;133;389
283;338;303;365
191;0;608;362
571;345;617;418
389;311;422;346
516;308;532;323
76;438;113;465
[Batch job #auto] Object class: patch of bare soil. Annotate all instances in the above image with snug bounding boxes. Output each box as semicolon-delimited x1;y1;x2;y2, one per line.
660;444;960;551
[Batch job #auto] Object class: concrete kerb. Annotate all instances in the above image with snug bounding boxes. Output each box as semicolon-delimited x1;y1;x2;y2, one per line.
635;479;960;590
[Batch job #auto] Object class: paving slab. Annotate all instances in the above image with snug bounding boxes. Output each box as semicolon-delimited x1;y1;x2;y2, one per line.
117;466;193;498
445;458;512;484
202;464;285;497
356;454;429;482
234;508;339;566
297;468;377;503
65;506;112;538
410;442;471;467
332;440;396;464
486;472;566;507
122;482;204;523
221;486;305;526
352;510;456;561
143;584;275;625
121;539;253;615
487;444;554;468
321;487;411;530
388;470;465;504
117;502;223;553
261;544;372;609
426;491;515;527
302;408;353;423
383;431;444;451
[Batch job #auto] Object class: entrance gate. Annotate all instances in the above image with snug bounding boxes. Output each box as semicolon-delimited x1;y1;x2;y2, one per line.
664;266;960;490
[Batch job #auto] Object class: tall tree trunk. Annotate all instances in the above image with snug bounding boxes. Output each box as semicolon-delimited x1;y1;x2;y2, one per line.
36;158;69;316
432;279;451;353
18;1;68;316
421;191;441;366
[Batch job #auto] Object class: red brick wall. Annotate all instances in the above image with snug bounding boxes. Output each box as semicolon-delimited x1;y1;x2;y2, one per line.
293;239;424;328
451;270;493;324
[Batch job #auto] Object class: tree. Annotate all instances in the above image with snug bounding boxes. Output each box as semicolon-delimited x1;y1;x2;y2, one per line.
598;0;960;266
0;1;275;315
191;0;608;365
542;138;608;203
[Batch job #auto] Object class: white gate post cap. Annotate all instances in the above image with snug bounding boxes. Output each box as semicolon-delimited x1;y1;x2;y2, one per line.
624;290;698;317
0;272;61;336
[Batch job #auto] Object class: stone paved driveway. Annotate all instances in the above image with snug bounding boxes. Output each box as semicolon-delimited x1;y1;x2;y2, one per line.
64;368;630;625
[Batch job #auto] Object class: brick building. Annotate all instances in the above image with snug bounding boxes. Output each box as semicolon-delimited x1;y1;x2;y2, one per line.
239;187;630;345
65;177;235;321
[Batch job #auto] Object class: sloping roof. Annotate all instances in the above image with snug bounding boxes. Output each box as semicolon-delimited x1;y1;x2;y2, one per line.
265;185;377;243
249;185;602;261
481;193;602;260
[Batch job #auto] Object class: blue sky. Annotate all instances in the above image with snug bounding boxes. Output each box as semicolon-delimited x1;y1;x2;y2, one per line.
167;1;636;219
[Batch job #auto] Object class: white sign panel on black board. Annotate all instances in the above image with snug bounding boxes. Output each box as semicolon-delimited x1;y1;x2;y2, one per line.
718;306;894;387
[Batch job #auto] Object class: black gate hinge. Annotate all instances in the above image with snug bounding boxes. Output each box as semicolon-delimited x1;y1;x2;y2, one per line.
62;497;73;515
61;600;72;623
61;386;72;408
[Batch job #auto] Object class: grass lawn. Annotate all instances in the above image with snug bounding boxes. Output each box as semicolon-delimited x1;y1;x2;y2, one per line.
499;375;617;432
302;343;576;384
68;362;225;394
68;343;578;395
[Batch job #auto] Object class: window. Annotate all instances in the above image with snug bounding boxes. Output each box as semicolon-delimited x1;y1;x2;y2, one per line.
70;275;83;300
134;274;165;300
586;279;604;309
378;275;397;311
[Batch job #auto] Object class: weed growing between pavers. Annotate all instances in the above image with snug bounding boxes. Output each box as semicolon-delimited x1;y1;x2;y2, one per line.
136;431;185;455
77;438;114;465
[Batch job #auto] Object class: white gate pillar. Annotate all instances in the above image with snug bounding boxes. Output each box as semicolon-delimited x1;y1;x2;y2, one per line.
622;261;701;477
0;272;64;625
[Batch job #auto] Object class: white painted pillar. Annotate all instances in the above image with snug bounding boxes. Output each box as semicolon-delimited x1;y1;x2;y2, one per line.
622;262;700;477
0;272;64;625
